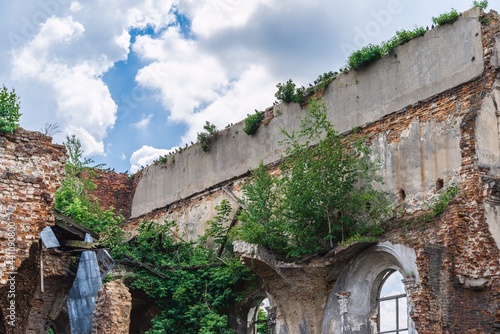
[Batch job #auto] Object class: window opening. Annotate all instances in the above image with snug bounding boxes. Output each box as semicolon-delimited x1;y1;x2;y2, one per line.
378;271;408;334
255;298;270;334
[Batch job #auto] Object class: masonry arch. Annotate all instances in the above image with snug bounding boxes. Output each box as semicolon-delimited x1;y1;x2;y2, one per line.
323;242;419;334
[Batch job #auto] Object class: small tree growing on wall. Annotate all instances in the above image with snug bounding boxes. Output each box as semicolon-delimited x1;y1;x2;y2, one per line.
0;85;21;134
234;100;390;258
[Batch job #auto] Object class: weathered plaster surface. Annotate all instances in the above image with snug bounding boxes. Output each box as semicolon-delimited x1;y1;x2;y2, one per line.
131;9;483;218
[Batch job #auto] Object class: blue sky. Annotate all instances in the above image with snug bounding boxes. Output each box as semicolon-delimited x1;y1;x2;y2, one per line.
0;0;490;173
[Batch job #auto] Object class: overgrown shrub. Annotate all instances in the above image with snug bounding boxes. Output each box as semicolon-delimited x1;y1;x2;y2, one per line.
314;71;336;91
0;85;21;134
275;79;297;104
117;204;257;334
432;9;460;26
429;184;459;216
55;135;125;249
243;110;265;135
472;0;488;10
274;79;306;104
197;121;218;152
347;44;384;71
383;27;426;51
235;100;390;258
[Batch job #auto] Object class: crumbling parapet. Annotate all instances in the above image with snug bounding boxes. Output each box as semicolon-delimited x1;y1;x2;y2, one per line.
0;128;67;333
0;128;66;283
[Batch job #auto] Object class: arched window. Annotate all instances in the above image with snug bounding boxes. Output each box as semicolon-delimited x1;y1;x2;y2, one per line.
378;271;408;334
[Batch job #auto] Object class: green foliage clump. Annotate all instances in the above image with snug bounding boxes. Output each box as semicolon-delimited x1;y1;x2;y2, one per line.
383;27;426;52
256;309;268;334
243;110;265;135
432;9;460;26
314;71;336;91
275;79;305;104
429;184;459;216
472;0;488;10
235;100;390;258
347;44;384;71
118;204;257;334
55;135;125;249
197;121;218;152
275;72;338;105
347;26;425;71
153;154;168;164
0;85;21;134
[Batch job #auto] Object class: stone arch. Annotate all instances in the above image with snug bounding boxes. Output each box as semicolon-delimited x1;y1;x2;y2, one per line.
323;242;419;334
128;288;161;334
228;285;269;334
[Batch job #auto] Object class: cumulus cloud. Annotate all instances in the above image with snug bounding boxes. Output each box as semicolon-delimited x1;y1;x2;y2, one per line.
180;64;275;144
0;0;479;172
130;145;177;173
134;26;228;123
7;0;177;157
11;16;117;156
179;0;272;38
131;114;153;130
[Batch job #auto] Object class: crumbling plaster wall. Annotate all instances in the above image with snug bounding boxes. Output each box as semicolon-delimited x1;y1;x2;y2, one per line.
130;8;484;220
120;8;500;334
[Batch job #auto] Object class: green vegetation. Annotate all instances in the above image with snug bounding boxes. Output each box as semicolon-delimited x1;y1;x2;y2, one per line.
275;79;304;104
256;309;267;334
432;9;460;26
472;0;488;10
429;184;459;216
243;110;265;135
55;135;125;249
234;100;390;258
118;202;257;334
347;44;384;71
0;85;21;134
55;141;258;333
197;121;218;152
383;27;427;51
314;71;336;91
153;154;169;164
347;26;426;71
275;71;337;105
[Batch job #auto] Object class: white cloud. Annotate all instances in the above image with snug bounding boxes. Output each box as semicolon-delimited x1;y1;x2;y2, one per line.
130;145;177;173
131;114;153;130
11;16;117;156
134;26;228;122
180;64;275;144
179;0;272;37
70;1;83;13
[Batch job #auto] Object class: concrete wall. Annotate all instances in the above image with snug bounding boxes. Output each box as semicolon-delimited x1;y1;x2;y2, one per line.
131;8;483;218
124;8;500;334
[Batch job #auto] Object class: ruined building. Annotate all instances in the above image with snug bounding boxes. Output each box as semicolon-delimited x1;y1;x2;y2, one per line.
1;7;500;334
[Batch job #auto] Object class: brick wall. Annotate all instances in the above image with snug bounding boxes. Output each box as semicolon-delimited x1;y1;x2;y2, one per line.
0;128;66;283
0;128;68;333
86;169;137;219
91;280;132;334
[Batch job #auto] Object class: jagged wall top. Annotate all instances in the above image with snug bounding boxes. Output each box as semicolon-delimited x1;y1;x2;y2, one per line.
131;8;484;218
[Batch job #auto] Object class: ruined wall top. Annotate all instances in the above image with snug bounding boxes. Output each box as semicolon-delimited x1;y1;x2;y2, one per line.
131;8;485;218
0;128;66;283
